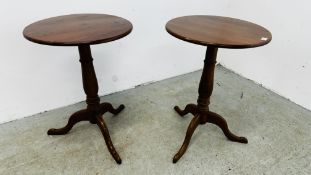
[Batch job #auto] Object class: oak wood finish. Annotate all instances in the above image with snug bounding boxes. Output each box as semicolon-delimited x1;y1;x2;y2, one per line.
166;16;272;163
23;14;133;164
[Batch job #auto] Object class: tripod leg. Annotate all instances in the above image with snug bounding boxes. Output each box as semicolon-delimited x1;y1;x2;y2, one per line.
47;109;90;135
174;104;197;117
173;115;200;163
96;115;122;164
207;111;248;143
99;102;125;115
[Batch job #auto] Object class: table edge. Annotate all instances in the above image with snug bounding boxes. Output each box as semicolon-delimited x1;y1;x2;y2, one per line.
165;15;272;49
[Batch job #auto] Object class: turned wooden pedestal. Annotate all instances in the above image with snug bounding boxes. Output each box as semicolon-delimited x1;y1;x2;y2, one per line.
166;15;272;163
23;14;132;164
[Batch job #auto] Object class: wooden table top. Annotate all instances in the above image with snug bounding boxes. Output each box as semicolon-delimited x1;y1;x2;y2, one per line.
23;14;133;46
166;15;272;48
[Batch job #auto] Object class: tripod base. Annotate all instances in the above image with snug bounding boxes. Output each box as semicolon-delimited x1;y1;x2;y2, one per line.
48;102;125;164
173;104;247;163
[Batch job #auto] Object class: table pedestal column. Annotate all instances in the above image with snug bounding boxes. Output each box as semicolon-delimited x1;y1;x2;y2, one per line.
47;45;124;164
173;46;248;163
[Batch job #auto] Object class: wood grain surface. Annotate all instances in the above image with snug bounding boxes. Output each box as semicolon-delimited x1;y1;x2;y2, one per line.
23;14;133;46
166;15;272;48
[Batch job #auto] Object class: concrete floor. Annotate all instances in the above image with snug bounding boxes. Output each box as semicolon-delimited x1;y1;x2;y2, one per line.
0;65;310;175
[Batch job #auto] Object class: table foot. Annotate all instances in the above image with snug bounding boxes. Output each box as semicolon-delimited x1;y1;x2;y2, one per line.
206;111;248;143
174;104;197;117
172;104;247;163
47;109;91;135
96;115;122;164
100;103;125;115
173;115;200;163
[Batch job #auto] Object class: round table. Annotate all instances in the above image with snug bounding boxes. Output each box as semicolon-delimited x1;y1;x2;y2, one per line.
23;14;133;164
166;15;272;163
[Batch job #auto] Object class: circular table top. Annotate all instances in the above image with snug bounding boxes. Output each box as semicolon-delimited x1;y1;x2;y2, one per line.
23;14;133;46
166;15;272;48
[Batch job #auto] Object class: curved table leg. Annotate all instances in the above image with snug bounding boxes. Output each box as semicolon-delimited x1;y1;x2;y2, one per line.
96;115;122;164
100;103;125;115
47;109;90;135
207;111;248;143
174;104;197;117
173;115;200;163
